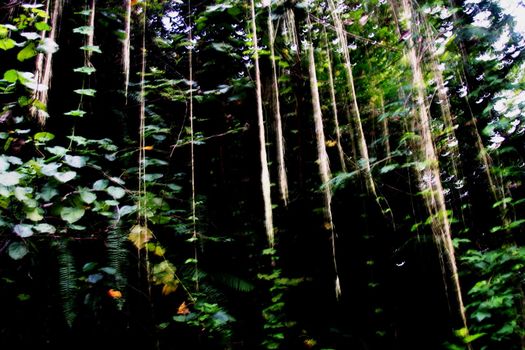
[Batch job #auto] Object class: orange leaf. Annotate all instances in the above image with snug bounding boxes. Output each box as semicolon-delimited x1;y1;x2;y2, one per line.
177;301;190;315
108;289;122;299
143;145;154;151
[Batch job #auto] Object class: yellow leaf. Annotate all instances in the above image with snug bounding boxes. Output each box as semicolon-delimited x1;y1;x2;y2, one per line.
325;140;337;148
154;245;165;257
162;281;179;295
128;224;153;249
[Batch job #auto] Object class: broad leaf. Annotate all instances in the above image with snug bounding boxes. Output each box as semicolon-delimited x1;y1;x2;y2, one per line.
14;224;33;238
64;155;86;168
60;207;85;224
8;242;28;260
54;171;76;183
0;38;16;50
0;172;22;186
107;186;126;199
17;42;37;61
128;225;153;249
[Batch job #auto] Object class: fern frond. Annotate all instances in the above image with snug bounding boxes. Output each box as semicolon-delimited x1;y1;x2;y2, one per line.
54;239;77;327
107;228;129;290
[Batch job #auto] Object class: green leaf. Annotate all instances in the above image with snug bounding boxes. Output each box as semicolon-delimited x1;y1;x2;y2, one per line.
93;179;108;190
60;207;85;224
8;242;28;260
20;32;40;40
80;45;102;53
73;26;93;35
107;186;126;199
40;162;61;176
36;38;58;54
39;185;58;201
463;333;485;343
34;223;56;233
64;109;86;117
3;69;18;83
34;132;55;142
0;38;16;50
73;66;96;75
17;42;37;61
379;164;399;174
0;172;22;186
34;22;51;31
74;89;96;97
118;205;136;216
79;189;97;204
14;224;33;238
64;155;86;168
54;171;77;183
26;207;44;222
82;262;98;272
46;146;68;156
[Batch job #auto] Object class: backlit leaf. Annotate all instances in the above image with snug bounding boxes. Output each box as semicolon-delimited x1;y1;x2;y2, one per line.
17;42;37;61
128;225;153;249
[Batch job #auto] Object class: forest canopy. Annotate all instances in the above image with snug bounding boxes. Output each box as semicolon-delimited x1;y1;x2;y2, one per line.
0;0;525;349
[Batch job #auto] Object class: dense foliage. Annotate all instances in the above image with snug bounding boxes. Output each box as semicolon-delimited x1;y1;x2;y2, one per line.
0;0;524;349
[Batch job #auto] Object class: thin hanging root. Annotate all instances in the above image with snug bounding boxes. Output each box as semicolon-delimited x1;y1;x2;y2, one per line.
136;1;152;296
267;3;289;206
188;0;199;292
323;29;347;172
32;0;62;125
327;0;376;196
123;0;132;99
307;31;340;299
250;0;275;247
398;0;470;339
379;94;391;160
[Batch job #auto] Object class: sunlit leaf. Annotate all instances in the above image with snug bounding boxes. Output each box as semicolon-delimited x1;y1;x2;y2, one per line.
107;186;126;199
73;66;96;75
60;207;85;223
17;42;37;61
14;224;33;238
128;225;153;249
74;89;96;97
64;155;86;168
0;38;16;50
64;110;87;117
54;171;77;183
34;132;55;142
0;172;22;186
79;189;97;204
34;223;56;233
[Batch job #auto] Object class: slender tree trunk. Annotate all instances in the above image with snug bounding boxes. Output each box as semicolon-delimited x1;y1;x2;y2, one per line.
32;0;62;124
267;4;289;206
379;94;392;161
123;0;132;99
307;33;341;298
251;0;275;246
327;0;376;196
323;30;347;172
398;0;470;338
